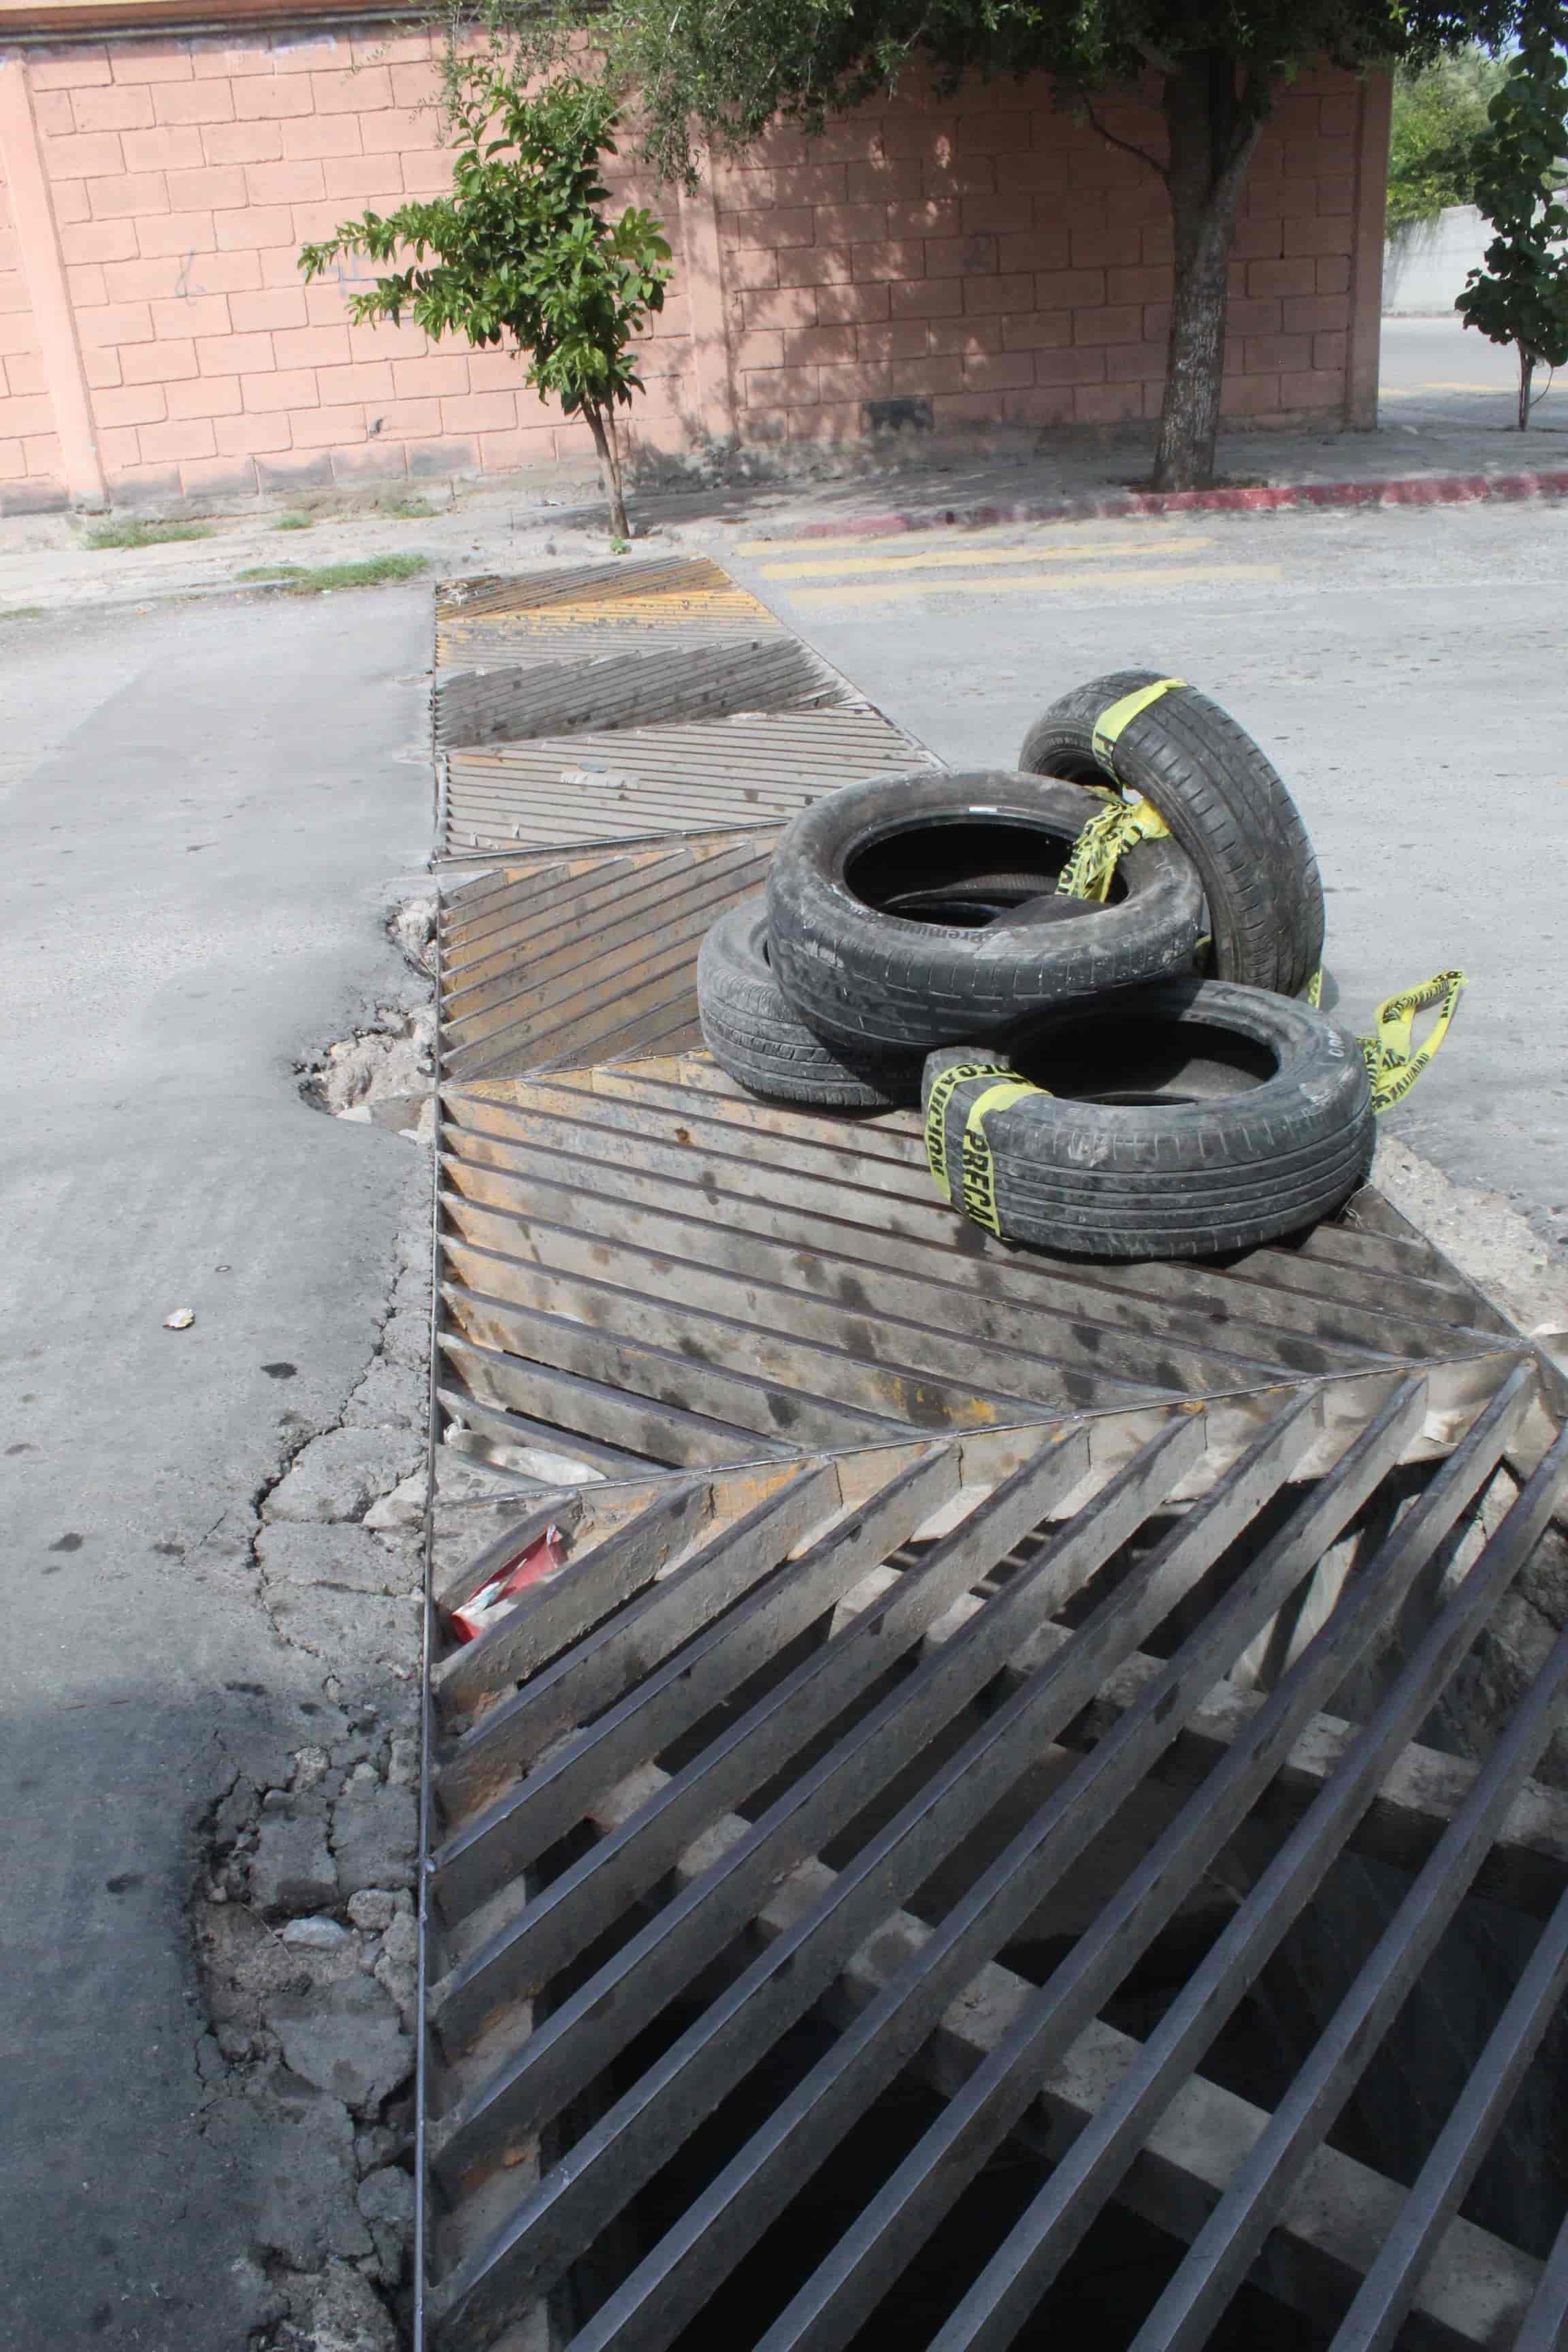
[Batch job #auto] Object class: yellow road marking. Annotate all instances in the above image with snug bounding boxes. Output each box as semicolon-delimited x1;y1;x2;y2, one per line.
789;561;1278;606
758;532;1209;579
734;522;1200;556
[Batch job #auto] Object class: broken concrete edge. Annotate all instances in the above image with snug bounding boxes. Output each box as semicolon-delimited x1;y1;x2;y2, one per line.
732;465;1568;545
297;901;440;1137
182;886;460;2352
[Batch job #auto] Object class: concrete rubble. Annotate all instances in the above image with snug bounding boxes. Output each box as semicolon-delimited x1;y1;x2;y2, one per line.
184;895;459;2349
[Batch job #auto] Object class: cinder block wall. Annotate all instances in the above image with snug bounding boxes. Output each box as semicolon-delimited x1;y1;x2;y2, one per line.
0;24;1390;512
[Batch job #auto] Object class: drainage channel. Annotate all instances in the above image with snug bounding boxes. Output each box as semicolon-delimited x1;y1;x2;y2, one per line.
414;557;1568;2352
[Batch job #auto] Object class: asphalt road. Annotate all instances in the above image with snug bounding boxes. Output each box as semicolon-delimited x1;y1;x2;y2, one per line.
1380;311;1567;434
0;586;429;2348
725;495;1568;1254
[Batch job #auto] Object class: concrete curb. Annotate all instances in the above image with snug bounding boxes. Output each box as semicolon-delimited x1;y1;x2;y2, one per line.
745;466;1568;542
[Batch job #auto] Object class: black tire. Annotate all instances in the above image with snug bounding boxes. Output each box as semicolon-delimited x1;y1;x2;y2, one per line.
1018;672;1325;998
922;979;1373;1260
766;768;1206;1054
697;900;924;1109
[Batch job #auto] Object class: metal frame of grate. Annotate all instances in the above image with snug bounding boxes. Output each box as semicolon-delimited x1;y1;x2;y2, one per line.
416;1366;1568;2352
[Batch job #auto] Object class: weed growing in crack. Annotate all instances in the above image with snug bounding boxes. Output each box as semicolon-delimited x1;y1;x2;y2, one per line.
239;554;428;595
84;517;216;551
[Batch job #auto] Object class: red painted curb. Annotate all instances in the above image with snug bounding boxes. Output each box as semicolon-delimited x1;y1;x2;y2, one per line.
751;467;1568;542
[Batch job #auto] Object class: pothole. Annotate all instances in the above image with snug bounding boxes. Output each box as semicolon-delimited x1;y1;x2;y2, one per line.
296;896;439;1137
299;1007;436;1137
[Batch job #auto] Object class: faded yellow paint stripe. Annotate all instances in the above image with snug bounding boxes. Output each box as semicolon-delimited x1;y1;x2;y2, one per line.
758;532;1209;579
789;561;1279;607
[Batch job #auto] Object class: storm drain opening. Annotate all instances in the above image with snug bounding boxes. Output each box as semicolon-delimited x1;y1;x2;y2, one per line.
418;1371;1568;2351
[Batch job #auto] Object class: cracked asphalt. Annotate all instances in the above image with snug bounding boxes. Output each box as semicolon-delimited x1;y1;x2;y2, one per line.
0;585;431;2349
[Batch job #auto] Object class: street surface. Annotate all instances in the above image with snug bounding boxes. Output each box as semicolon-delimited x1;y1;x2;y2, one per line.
0;588;429;2347
1381;312;1567;431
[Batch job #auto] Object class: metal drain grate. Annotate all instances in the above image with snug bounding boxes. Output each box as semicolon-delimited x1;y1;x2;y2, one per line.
438;838;778;1086
419;567;1567;2352
419;1367;1568;2351
436;557;783;670
431;638;849;758
433;1051;1523;1483
440;708;937;855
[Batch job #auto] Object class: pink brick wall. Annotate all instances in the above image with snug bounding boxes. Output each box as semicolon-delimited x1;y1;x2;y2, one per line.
0;141;63;495
713;67;1373;442
0;28;1387;510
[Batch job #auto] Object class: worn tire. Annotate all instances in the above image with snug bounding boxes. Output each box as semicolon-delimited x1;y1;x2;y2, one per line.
697;900;924;1108
923;979;1373;1260
1018;672;1325;998
766;768;1206;1054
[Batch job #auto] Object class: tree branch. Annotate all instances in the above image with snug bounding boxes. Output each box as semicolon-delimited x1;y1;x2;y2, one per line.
1084;99;1166;184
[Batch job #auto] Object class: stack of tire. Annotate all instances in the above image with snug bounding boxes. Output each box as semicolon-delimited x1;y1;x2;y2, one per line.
696;671;1375;1262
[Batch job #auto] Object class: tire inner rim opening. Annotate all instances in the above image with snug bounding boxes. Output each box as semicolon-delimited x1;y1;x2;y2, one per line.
843;815;1129;929
1011;1013;1279;1106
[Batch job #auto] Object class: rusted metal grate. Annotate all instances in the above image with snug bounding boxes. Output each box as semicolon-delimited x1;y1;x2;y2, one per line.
435;557;784;670
419;1367;1568;2352
432;1047;1524;1485
431;637;849;759
439;836;778;1087
440;708;938;856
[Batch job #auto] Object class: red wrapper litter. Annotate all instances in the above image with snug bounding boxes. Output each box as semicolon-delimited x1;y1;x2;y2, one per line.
448;1524;568;1644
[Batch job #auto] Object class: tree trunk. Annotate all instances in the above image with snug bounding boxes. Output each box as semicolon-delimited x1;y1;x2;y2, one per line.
584;403;631;540
1518;342;1535;429
1152;54;1267;493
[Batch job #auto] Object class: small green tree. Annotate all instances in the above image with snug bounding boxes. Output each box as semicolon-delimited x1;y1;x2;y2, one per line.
1456;1;1568;427
1387;48;1507;229
299;68;671;539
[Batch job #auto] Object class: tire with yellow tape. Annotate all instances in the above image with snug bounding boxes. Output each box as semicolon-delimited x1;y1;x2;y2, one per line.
1019;671;1324;999
766;768;1205;1054
922;979;1373;1260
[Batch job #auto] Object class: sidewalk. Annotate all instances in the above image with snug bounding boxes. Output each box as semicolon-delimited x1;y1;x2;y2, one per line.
1;404;1565;619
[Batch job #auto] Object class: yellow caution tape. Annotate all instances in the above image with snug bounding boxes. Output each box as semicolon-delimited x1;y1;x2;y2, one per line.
1358;968;1467;1113
957;1081;1039;1234
1091;676;1186;777
1057;794;1173;903
925;1061;1039;1235
926;1060;1016;1200
1050;676;1186;904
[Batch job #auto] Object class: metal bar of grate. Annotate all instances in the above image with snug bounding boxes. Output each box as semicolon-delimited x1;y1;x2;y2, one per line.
421;1384;1568;2352
441;708;934;855
432;638;848;761
1328;1880;1568;2351
544;1382;1424;2352
1124;1428;1568;2352
1516;2202;1568;2350
806;1365;1541;2352
434;1053;1523;1469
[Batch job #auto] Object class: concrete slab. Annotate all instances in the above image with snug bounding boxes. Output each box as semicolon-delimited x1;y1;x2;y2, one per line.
0;585;429;2349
